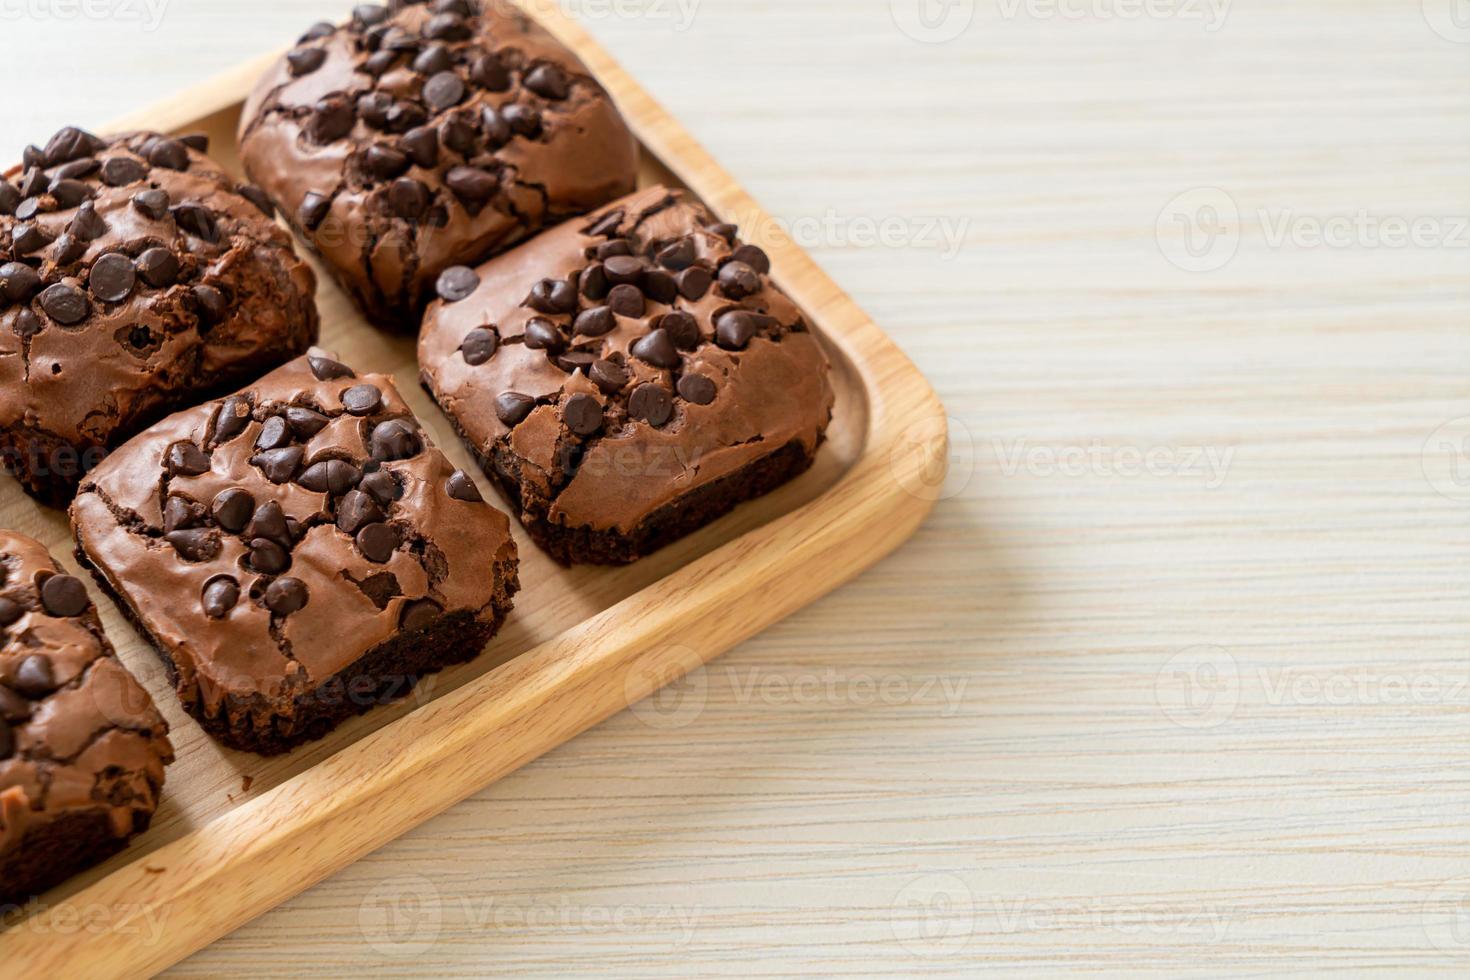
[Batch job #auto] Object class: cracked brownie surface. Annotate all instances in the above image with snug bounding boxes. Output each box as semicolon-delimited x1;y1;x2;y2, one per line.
237;0;639;330
0;127;320;506
70;350;519;755
419;186;835;564
0;529;172;903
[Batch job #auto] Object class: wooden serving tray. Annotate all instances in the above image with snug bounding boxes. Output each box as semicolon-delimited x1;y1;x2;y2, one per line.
0;4;945;974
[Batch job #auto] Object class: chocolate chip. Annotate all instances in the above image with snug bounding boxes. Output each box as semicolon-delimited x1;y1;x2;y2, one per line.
11;223;52;255
146;137;190;171
40;575;89;618
248;539;290;574
525;279;577;316
446;165;498;203
556;350;595;374
239;184;277;219
21;146;42;169
573;306;614;337
461;327;498;365
718;261;761;299
133;188;171;220
630;328;679;369
586;358;627;394
12;654;56;697
608;284;645;318
94;157;141;190
252;446;304;483
358;92;394;129
192;284;229;328
202;576;239;619
0;182;19;216
677;266;712;301
524;63;570;100
437;266;480;303
309;99;356;143
731;244;771;274
364;145;410;180
424;12;471;40
370;419;420;461
495;392;536;427
50;233;85;266
43;127;104;167
288;47;328;77
261;577;308;616
523;318;563;351
70;202;108;241
12;310;41;338
337;489;386;534
299;459;361;495
501;103;542;138
301;21;335;42
387;100;429;133
55;158;100;181
363;49;400;77
246;500;291;546
716;310;758;350
299;191;331;230
255;415;291;451
604;255;643;286
411;43;451;75
0;599;22;628
39;284;88;325
470;53;511;91
657;238;697;271
562;393;603;437
677;373;717;405
19;169;45;200
423;71;466;111
0;720;10;759
89;253;136;303
0;263;41;304
446;470;482;502
580;263;609;300
163;494;198;533
49;179;91;208
166;528;220;562
645;271;679;305
11;198;40;223
388;178;431;221
0;686;29;723
286;406;330;439
401;126;439;167
180;133;210;153
342;384;383;416
628;383;674;427
479;106;510;148
356;522;400;563
401;599;441;632
136;247;179;288
353;3;388;26
309;353;355;380
661;311;701;350
211;488;254;532
172;204;218;242
440;115;480;156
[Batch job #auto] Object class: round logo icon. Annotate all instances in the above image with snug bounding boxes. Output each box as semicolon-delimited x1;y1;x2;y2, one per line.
624;644;708;731
890;873;975;957
891;415;972;502
1423;878;1470;951
358;875;443;957
1422;416;1470;502
1155;645;1240;730
1156;187;1240;273
1424;0;1470;43
890;0;976;44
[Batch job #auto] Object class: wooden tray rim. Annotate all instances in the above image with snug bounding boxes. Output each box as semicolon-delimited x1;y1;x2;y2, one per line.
0;5;947;975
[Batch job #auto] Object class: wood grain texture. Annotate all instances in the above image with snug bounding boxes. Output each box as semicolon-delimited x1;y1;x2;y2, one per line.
3;0;1470;975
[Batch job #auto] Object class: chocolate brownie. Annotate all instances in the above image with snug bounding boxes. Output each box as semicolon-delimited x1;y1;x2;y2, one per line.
237;0;640;330
0;127;320;506
0;530;172;904
418;186;835;565
70;350;519;755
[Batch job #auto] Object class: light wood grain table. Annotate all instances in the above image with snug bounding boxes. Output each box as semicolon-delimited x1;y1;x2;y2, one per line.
4;0;1470;975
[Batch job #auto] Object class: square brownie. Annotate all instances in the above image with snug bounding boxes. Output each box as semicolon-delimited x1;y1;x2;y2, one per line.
0;530;172;904
0;127;320;505
418;186;835;564
70;350;519;755
236;0;639;329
